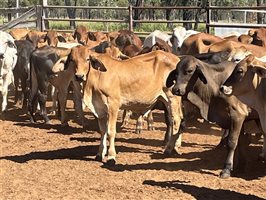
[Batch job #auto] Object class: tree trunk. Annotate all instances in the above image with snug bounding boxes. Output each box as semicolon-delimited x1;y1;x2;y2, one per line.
65;0;77;29
182;0;193;30
256;0;263;24
133;0;144;28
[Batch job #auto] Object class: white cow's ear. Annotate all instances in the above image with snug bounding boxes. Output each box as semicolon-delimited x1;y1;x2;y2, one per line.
90;56;107;72
252;66;266;78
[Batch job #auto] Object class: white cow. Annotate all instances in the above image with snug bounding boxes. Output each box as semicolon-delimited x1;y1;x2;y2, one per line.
0;31;17;112
171;26;199;55
143;30;172;48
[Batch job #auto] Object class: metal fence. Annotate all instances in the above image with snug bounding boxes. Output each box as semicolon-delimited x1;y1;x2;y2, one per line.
0;4;266;34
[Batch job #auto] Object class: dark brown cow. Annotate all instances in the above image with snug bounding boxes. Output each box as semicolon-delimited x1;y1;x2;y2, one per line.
166;55;259;178
115;30;143;51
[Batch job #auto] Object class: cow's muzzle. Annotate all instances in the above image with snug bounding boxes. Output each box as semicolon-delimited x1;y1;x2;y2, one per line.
172;87;185;96
75;74;85;82
220;85;233;95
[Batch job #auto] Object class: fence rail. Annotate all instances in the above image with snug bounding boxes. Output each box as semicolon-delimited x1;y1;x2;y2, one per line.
0;4;266;33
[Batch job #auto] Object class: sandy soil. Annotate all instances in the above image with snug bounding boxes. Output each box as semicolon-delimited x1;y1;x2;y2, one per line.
0;96;265;200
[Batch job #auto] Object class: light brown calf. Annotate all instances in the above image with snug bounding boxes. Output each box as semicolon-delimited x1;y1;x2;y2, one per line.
67;46;183;164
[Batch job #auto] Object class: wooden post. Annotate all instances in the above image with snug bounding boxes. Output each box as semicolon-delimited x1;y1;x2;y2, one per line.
36;5;43;31
129;5;133;32
206;0;210;33
42;0;49;30
7;0;12;22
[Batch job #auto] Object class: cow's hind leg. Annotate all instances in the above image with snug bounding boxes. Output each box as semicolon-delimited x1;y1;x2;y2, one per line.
96;115;108;162
37;92;50;124
220;115;245;179
147;111;155;131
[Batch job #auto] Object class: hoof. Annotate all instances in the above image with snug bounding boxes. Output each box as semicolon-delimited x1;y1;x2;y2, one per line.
106;159;116;166
219;169;231;179
258;154;266;162
148;127;155;131
135;129;141;134
95;155;103;162
50;110;56;115
61;122;69;127
164;148;181;156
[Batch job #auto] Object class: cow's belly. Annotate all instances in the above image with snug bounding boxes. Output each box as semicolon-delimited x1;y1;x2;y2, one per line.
119;89;165;113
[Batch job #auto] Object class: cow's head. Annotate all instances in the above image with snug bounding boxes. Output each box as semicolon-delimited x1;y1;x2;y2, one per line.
0;31;16;59
44;30;67;47
228;46;251;63
166;55;207;96
67;46;106;82
220;54;266;96
73;25;89;45
249;28;266;47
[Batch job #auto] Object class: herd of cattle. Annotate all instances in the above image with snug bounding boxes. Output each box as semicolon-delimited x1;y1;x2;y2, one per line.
0;25;265;179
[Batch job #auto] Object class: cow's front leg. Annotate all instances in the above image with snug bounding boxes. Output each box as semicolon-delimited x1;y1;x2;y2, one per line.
136;115;143;134
106;104;119;166
164;95;183;154
57;88;68;126
96;115;108;162
1;73;12;112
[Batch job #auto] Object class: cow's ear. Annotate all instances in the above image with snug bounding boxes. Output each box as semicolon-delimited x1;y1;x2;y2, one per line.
166;70;176;88
58;34;67;42
252;66;266;78
90;56;107;72
196;65;207;84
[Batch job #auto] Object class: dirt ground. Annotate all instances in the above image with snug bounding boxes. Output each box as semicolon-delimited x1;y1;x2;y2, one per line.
0;95;265;200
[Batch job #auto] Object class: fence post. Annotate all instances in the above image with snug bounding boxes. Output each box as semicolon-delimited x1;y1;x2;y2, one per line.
129;5;133;32
36;5;43;31
206;0;210;33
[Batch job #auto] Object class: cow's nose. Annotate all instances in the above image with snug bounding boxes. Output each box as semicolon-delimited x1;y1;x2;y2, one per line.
79;41;86;45
75;74;84;81
220;85;233;95
0;53;4;59
172;87;182;96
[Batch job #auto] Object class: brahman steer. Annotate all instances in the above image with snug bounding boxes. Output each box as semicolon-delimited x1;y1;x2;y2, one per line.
170;26;199;55
180;32;223;55
0;31;17;112
166;55;259;178
67;46;183;165
220;55;266;161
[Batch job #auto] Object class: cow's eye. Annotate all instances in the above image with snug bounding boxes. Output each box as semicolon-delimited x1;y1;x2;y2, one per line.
86;58;90;62
7;41;14;48
185;69;193;75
